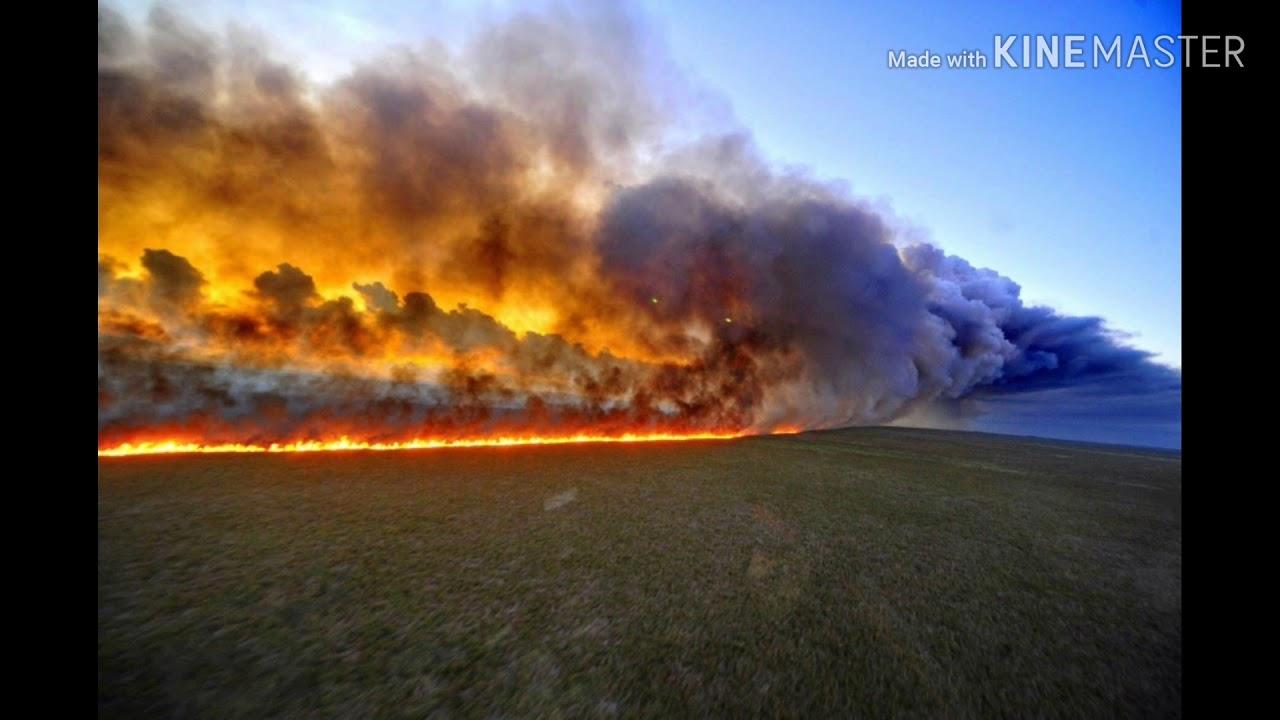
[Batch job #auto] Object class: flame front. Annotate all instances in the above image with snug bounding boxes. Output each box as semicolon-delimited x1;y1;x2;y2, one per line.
97;431;768;458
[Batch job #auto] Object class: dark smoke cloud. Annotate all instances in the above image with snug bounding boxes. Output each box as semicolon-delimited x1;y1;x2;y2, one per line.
254;263;318;315
901;245;1181;398
97;2;1180;448
141;249;205;309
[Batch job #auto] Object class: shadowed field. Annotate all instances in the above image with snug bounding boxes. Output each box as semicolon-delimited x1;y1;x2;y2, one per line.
98;427;1181;718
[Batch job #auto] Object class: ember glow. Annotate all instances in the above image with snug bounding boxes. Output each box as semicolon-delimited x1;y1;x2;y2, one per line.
98;431;754;458
98;3;1179;455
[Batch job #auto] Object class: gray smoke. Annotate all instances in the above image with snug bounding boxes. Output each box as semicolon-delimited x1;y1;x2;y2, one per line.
97;2;1181;449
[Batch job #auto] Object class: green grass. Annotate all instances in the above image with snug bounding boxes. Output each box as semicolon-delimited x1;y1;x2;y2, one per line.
98;427;1181;718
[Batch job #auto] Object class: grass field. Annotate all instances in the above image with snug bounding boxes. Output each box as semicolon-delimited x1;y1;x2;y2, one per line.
98;427;1181;718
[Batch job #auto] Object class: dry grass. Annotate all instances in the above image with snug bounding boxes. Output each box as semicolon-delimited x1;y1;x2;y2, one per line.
99;427;1181;718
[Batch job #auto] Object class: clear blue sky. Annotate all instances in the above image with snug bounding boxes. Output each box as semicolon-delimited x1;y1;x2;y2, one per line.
116;0;1182;368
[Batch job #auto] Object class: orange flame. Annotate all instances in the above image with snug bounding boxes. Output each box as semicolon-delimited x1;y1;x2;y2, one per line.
97;431;771;457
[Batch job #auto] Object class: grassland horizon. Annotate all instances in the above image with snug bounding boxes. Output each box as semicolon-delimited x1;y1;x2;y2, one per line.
99;426;1180;717
97;421;1182;459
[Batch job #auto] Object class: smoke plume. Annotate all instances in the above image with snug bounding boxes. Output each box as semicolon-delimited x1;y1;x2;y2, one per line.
98;3;1181;449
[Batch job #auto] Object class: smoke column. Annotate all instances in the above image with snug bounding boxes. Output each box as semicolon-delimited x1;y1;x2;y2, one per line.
98;3;1182;451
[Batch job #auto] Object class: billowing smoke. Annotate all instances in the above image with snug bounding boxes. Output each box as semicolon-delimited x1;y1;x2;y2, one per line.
97;3;1181;449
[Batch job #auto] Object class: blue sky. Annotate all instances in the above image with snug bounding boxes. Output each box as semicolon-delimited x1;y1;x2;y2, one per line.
640;0;1181;368
115;0;1181;369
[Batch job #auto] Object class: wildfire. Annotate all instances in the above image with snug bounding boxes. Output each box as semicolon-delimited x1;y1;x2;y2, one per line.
96;431;775;458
